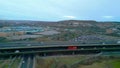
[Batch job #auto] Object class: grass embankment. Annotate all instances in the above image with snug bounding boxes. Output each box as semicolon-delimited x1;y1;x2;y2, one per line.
0;57;21;68
78;57;120;68
10;58;21;68
36;55;120;68
36;55;88;68
0;59;11;68
110;59;120;68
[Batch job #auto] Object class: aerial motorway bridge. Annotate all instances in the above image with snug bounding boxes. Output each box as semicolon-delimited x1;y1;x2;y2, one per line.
0;43;120;57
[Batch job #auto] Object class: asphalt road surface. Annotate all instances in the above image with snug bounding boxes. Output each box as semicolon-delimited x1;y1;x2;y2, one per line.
20;55;34;68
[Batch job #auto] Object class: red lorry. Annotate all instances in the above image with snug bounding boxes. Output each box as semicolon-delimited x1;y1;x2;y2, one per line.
67;46;77;50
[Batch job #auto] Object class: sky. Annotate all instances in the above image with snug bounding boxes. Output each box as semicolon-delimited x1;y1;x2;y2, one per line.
0;0;120;21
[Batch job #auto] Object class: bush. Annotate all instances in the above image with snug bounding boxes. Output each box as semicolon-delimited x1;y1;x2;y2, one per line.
0;37;7;42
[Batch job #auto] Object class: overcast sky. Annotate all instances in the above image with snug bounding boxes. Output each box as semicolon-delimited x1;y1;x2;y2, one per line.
0;0;120;21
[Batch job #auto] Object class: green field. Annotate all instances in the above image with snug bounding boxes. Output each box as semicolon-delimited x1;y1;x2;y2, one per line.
110;59;120;68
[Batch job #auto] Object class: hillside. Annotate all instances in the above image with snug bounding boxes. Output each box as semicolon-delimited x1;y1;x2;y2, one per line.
0;20;120;27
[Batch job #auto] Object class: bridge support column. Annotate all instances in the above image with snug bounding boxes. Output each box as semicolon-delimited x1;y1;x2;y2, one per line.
43;53;46;56
72;51;75;55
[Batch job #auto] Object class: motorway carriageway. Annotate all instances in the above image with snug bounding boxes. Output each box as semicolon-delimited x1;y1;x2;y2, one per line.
0;42;118;48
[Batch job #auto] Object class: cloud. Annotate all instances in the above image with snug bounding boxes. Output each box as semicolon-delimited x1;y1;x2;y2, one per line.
102;16;114;19
63;15;76;19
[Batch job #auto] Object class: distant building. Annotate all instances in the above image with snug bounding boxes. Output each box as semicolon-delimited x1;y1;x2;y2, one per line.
0;26;44;37
106;29;114;34
0;32;25;37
